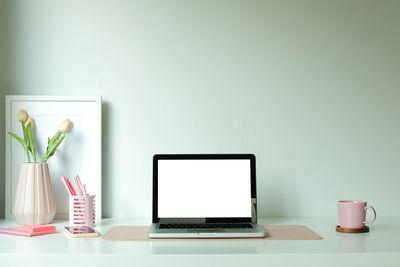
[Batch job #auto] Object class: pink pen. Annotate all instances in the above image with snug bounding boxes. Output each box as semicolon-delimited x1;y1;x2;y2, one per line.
61;176;75;196
75;175;84;196
82;184;88;196
65;177;77;196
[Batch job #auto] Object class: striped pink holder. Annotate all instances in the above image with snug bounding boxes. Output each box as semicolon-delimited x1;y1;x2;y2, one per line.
69;195;96;227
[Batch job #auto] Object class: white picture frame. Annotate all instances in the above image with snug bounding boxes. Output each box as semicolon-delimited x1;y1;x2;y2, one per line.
5;95;102;220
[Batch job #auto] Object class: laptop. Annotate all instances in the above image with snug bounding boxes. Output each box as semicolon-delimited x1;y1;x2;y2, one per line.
148;154;266;238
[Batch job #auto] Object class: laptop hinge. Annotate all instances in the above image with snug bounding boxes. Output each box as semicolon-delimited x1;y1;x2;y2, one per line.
252;198;257;223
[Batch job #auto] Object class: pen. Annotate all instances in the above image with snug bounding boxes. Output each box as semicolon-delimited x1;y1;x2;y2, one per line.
75;175;84;196
64;176;77;196
61;176;77;196
61;176;73;196
82;184;88;196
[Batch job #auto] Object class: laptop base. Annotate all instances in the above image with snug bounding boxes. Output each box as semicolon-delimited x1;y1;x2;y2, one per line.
148;223;266;238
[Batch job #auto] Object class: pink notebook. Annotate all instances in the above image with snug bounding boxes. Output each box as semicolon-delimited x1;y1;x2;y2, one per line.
0;224;57;237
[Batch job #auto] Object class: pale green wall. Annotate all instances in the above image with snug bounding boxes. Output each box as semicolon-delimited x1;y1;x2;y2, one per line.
1;0;399;218
0;0;6;218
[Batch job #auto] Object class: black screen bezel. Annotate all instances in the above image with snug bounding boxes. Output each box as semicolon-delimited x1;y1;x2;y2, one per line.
152;154;257;223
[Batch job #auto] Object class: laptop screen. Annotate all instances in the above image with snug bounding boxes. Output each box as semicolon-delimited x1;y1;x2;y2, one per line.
157;159;252;218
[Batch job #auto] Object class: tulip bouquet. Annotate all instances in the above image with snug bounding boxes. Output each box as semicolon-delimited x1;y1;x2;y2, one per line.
8;109;72;163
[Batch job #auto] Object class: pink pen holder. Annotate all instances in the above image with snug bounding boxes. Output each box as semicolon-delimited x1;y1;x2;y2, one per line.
69;195;96;227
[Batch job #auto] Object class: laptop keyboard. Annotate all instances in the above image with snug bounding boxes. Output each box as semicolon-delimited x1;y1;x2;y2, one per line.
158;223;253;229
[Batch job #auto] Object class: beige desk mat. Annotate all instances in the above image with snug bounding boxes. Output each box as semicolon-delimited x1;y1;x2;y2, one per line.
102;225;323;241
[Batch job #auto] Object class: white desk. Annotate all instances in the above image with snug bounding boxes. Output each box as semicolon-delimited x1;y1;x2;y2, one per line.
0;217;399;267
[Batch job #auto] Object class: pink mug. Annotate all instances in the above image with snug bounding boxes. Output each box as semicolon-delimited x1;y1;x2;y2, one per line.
338;200;376;229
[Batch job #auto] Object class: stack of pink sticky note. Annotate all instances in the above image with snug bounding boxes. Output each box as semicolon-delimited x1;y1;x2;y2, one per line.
0;224;56;237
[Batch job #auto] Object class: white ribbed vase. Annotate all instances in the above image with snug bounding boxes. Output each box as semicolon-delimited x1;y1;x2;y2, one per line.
13;163;56;225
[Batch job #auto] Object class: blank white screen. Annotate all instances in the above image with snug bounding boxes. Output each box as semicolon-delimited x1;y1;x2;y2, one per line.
158;159;252;218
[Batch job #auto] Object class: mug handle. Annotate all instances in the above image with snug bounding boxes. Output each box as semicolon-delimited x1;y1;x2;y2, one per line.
363;206;376;224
